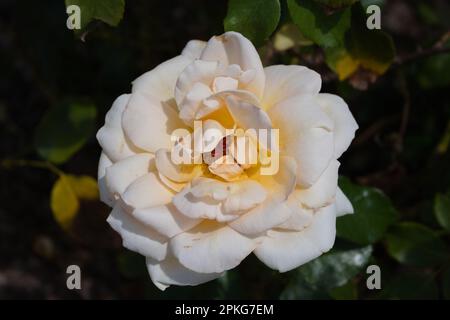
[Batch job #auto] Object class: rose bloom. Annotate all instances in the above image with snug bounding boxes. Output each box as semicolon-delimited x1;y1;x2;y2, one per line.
97;32;358;290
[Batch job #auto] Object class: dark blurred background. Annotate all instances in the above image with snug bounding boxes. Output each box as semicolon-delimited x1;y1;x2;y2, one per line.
0;0;449;299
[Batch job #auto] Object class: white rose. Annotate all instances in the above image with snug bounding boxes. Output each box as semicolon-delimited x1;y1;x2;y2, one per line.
97;32;358;290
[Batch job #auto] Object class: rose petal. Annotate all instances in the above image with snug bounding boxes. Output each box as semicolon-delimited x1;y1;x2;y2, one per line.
293;160;340;209
121;172;174;210
262;65;321;109
335;187;354;217
254;204;337;272
170;222;256;273
132;203;201;238
269;94;334;187
96;94;137;162
200;32;265;99
98;152;115;207
181;40;207;60
105;153;155;197
122;91;186;152
316;93;358;158
107;204;167;261
146;256;222;291
155;149;202;183
225;95;272;131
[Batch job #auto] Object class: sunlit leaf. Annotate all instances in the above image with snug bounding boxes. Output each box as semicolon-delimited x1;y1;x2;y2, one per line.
386;222;448;267
224;0;280;47
35;102;96;164
337;177;399;245
50;174;98;230
273;23;313;51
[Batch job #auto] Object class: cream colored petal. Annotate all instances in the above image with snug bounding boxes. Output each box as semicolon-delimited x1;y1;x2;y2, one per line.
146;256;223;291
275;197;313;231
132;55;192;101
293;160;340;209
336;187;354;217
121;172;174;210
269;94;334;188
122;91;186;152
170;222;256;273
96;94;136;162
155;149;202;183
225;95;272;131
316;93;358;158
254;204;337;272
107;204;167;261
98;152;115;207
105;153;155;197
228;199;292;236
200;32;265;99
262;65;321;109
132;203;201;238
181;40;207;60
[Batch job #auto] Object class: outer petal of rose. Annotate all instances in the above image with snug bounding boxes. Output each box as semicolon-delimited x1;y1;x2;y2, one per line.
170;222;256;273
131;55;192;101
293;160;340;209
107;204;167;261
132;203;201;238
96;94;137;162
172;178;266;222
122;91;186;152
121;172;174;210
200;32;265;99
105;153;155;197
316;93;358;158
335;187;354;217
225;95;272;131
229;199;292;236
276;194;314;231
254;204;337;272
269;94;334;188
98;152;115;207
181;40;207;60
146;256;222;291
262;65;321;109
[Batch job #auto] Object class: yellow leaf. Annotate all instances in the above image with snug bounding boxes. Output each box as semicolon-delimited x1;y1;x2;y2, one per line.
274;23;313;51
50;175;79;230
336;54;360;80
50;174;98;230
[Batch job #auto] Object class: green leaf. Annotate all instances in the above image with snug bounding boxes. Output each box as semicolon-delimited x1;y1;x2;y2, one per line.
386;222;448;267
65;0;125;32
329;281;358;300
287;0;351;48
314;0;358;9
337;177;399;245
298;246;372;290
224;0;281;47
325;4;395;80
377;272;439;300
35;102;96;164
417;53;450;89
281;246;372;299
435;192;450;231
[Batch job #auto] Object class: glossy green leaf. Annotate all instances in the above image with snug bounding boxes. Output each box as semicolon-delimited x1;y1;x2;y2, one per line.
329;281;358;300
65;0;125;32
386;222;448;267
224;0;281;47
280;276;330;300
288;0;351;48
314;0;358;9
377;272;439;300
337;177;399;245
35;102;96;164
435;192;450;231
